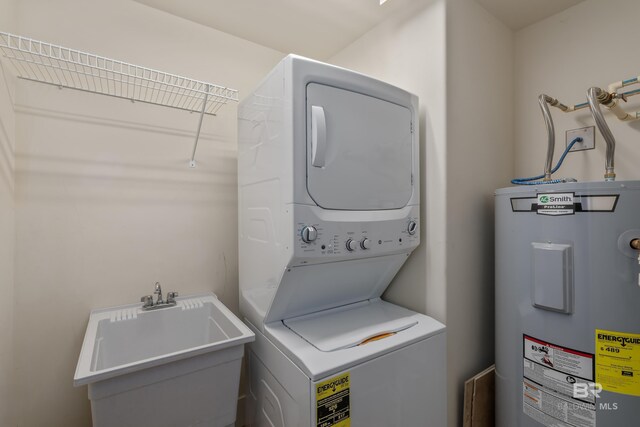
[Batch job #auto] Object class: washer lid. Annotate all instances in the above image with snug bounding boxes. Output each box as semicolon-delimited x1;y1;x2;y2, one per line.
306;83;413;210
283;299;418;352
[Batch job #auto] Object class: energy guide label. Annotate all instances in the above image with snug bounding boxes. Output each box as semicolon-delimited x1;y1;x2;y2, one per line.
596;329;640;397
316;372;350;427
523;335;596;427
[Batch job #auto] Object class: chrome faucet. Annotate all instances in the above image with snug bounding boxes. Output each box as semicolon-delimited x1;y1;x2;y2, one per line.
141;282;178;310
154;282;164;305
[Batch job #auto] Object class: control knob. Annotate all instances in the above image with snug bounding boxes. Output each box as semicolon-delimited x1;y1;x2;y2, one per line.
301;226;317;243
407;221;418;235
346;239;358;251
360;238;372;250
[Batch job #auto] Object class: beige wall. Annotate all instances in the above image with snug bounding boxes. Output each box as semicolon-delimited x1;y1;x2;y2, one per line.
331;0;448;323
14;1;635;426
0;1;17;425
515;0;640;181
446;0;513;425
332;1;514;426
11;1;283;426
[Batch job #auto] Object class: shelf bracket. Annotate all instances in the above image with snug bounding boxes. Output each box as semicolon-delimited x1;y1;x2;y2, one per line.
189;84;210;168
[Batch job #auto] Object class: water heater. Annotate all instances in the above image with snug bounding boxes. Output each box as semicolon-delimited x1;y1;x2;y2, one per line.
495;181;640;427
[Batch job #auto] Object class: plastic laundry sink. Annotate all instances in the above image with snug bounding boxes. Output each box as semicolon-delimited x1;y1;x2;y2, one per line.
74;292;254;427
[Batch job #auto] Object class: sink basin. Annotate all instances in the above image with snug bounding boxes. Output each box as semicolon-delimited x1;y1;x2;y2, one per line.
75;293;254;427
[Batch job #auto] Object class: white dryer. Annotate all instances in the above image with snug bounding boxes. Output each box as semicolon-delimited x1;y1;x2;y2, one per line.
238;55;446;427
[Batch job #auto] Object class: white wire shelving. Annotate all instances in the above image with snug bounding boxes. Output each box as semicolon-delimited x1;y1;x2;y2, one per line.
0;31;239;167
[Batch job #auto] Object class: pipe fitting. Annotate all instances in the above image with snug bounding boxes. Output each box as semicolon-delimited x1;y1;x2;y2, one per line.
605;90;640;122
597;90;614;104
551;100;569;112
587;87;616;181
541;94;570;112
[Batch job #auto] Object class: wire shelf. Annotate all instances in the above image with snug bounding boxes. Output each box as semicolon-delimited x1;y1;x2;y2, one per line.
0;32;239;116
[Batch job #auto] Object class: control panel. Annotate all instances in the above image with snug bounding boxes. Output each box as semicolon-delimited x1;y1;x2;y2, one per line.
293;205;420;265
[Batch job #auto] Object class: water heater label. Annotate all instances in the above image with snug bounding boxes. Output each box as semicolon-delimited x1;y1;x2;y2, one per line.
523;335;596;427
316;372;351;427
596;329;640;397
536;193;575;216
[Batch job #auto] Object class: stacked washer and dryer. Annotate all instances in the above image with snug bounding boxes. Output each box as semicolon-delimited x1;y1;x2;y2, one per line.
238;55;446;427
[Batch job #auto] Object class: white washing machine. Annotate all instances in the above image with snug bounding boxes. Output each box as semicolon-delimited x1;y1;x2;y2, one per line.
238;55;446;427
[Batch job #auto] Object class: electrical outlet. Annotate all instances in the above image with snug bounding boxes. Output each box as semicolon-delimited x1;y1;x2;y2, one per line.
566;126;595;152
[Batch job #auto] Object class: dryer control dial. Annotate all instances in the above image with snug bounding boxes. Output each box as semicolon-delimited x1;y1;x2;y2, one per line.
301;226;317;243
407;221;418;235
360;238;372;250
346;239;358;251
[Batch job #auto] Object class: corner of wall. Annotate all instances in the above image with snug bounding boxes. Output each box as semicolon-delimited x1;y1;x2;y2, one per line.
0;1;17;426
445;1;515;426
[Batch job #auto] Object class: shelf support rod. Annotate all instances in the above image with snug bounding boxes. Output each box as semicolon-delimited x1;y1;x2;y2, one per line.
189;84;209;168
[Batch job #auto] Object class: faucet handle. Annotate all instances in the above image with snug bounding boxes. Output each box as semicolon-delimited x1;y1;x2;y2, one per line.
167;291;179;304
140;295;153;308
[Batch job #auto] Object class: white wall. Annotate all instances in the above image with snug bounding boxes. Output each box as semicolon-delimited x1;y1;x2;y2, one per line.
0;1;17;426
11;1;283;426
14;1;620;426
446;0;513;424
515;0;640;181
331;0;448;323
332;1;514;426
330;0;451;417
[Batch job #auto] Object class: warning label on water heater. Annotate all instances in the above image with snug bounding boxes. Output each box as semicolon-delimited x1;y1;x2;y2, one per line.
536;193;575;216
316;372;350;427
596;329;640;397
523;335;596;427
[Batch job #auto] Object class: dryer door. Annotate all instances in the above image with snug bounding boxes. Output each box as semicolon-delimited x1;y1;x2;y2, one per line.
306;83;413;210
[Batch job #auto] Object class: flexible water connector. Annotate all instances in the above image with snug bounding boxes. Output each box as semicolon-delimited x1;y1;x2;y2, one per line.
538;95;556;181
511;178;565;186
587;87;616;181
511;137;582;185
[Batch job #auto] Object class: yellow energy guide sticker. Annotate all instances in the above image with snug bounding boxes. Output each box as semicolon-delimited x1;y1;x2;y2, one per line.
316;372;350;427
596;329;640;396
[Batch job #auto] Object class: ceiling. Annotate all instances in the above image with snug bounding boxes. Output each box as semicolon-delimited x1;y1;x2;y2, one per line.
475;0;586;30
133;0;416;60
134;0;587;59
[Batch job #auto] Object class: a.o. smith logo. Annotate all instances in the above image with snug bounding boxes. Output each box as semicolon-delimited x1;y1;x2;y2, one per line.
538;195;572;204
536;193;575;216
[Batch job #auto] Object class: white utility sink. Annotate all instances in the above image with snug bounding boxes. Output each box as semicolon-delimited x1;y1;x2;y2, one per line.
75;293;254;427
